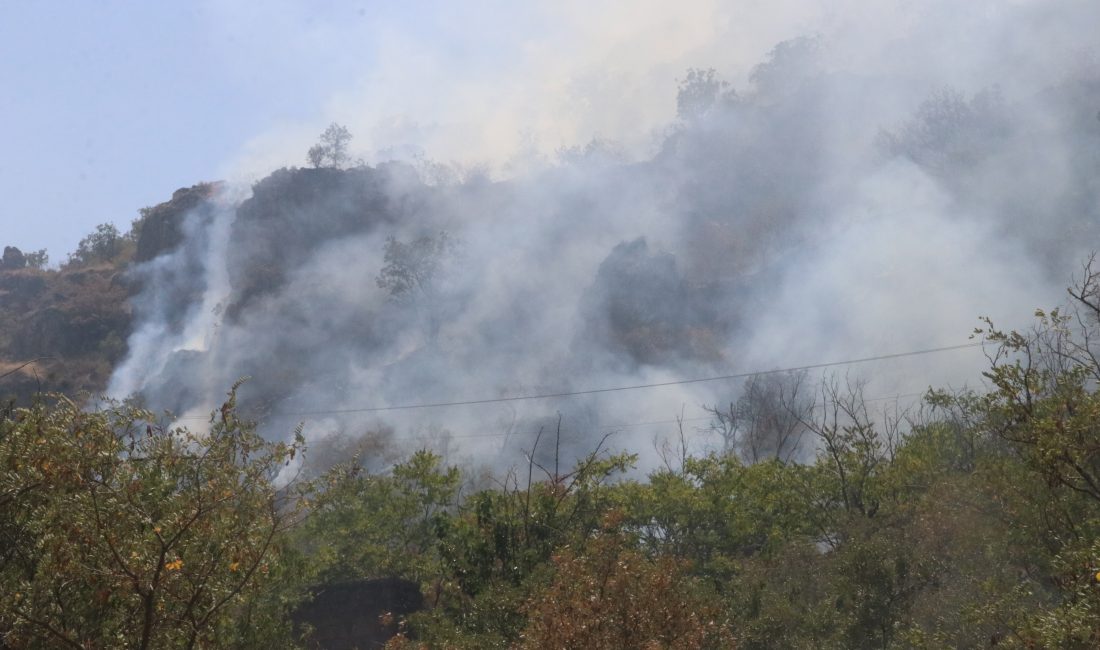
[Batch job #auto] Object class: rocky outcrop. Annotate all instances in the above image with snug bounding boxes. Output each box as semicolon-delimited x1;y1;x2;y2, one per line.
1;246;26;270
578;237;731;367
224;165;415;320
134;183;222;264
294;578;423;649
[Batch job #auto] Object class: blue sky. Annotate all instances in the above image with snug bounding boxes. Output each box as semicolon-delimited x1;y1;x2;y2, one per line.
0;1;438;259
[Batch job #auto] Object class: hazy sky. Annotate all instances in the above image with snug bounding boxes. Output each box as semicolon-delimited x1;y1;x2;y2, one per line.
0;0;1065;260
0;1;386;257
0;0;833;259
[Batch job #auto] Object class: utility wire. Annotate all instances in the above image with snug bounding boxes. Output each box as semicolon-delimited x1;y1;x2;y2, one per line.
264;387;931;445
0;357;53;381
192;341;980;420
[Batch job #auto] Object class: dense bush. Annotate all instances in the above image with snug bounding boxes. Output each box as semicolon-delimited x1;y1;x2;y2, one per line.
10;285;1100;647
0;387;310;648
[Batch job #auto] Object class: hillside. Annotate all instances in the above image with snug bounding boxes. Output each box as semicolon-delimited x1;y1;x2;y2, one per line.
0;183;219;404
0;264;128;400
3;25;1100;647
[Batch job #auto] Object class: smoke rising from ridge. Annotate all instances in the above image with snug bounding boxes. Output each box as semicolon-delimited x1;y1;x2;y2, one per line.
111;1;1100;471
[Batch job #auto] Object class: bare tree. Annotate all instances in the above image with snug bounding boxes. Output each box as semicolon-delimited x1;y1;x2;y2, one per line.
706;370;812;463
1058;253;1100;381
655;405;690;474
799;375;884;520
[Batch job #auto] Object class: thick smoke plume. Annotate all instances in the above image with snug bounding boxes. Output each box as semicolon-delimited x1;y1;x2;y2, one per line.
110;1;1100;472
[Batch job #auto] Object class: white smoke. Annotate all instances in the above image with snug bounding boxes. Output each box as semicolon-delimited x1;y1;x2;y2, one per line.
109;0;1100;472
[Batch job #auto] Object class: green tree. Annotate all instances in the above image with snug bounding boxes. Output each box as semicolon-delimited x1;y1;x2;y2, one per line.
294;449;461;584
968;269;1100;646
68;223;125;266
398;447;636;648
24;249;48;270
0;387;311;649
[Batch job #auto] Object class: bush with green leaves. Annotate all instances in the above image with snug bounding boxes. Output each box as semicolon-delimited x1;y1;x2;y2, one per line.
293;449;461;585
0;388;311;649
67;223;128;267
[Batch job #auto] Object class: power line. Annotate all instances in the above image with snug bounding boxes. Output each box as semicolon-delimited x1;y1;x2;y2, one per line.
0;357;53;381
193;341;979;420
293;389;933;442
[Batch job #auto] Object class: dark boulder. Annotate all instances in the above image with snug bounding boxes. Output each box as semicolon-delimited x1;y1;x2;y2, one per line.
134;183;222;264
1;246;26;270
294;578;423;649
578;237;731;367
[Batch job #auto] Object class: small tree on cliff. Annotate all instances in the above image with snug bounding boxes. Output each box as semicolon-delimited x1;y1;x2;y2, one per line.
307;123;353;169
24;249;48;269
68;223;125;266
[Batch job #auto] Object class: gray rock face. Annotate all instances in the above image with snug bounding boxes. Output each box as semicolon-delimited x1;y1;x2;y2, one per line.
134;183;222;264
